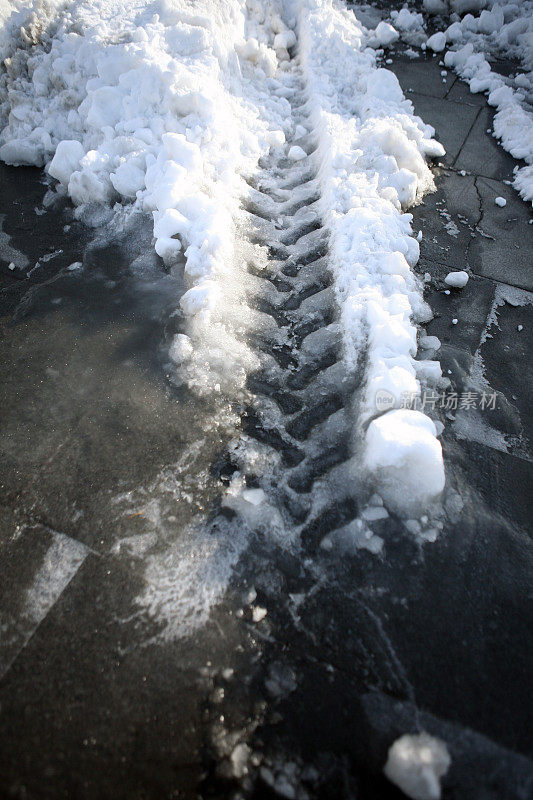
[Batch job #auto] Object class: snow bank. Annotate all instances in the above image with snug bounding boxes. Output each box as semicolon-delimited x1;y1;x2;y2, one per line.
411;1;533;206
298;0;446;514
384;733;451;800
444;30;533;204
386;2;533;206
0;0;301;395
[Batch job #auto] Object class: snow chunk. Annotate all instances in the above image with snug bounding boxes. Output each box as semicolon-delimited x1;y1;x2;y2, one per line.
287;145;307;161
169;334;193;364
418;335;441;350
110;162;145;198
384;733;451;800
48;140;85;186
273;30;296;51
426;32;446;53
391;9;425;33
375;21;400;47
252;606;267;622
444;270;469;288
365;410;445;514
494;196;506;207
242;488;266;506
0;139;44;167
450;0;488;13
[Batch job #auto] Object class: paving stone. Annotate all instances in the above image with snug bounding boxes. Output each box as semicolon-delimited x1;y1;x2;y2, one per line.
389;52;457;99
455;105;521;181
470;176;533;290
0;507;88;678
445;78;487;107
407;92;479;166
0;552;215;800
444;438;533;535
417;258;496;355
412;169;533;284
412;169;480;270
479;288;533;447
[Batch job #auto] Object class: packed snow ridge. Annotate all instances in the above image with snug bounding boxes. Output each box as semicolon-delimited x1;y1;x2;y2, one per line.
0;0;446;516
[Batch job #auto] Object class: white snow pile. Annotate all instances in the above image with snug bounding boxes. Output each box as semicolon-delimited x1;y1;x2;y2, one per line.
0;0;297;398
384;732;451;800
372;21;400;49
365;411;445;514
390;9;426;34
401;1;533;206
298;0;446;514
443;2;533;206
0;0;448;517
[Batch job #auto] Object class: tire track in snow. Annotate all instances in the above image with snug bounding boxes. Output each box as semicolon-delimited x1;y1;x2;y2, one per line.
216;35;370;559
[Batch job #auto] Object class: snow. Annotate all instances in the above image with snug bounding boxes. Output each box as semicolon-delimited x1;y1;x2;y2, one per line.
451;0;488;12
386;1;533;207
494;196;506;207
440;3;533;206
0;0;280;389
423;0;448;14
242;488;266;506
273;29;296;50
419;335;441;350
390;9;425;33
374;21;400;48
0;0;449;530
298;1;445;513
168;333;193;364
252;605;267;622
384;732;451;800
48;140;85;186
364;411;445;514
427;32;447;53
287;144;306;161
444;270;469;288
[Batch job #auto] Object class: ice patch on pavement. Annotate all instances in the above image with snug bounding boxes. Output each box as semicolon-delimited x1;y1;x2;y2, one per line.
453;283;533;455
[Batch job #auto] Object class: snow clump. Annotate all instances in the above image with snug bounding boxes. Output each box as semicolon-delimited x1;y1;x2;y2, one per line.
444;270;469;288
384;732;451;800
